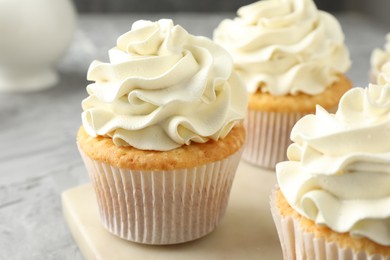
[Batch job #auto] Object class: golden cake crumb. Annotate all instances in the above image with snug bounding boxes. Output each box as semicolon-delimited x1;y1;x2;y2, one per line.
276;188;390;256
77;124;245;171
249;75;352;113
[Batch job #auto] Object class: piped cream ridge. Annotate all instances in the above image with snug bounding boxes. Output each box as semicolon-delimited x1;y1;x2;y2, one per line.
277;82;390;246
214;0;351;96
82;19;247;151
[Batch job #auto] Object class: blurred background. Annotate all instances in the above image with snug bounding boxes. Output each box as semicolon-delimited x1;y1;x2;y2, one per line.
74;0;390;26
75;0;341;12
1;0;389;259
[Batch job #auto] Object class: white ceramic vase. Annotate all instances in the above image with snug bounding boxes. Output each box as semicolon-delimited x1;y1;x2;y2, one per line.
0;0;76;92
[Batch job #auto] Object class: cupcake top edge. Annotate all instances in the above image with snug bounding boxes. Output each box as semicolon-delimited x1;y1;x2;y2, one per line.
276;81;390;246
81;19;248;152
213;0;351;96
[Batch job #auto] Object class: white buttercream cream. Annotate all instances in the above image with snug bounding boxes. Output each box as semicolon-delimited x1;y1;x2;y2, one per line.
82;19;247;151
276;83;390;246
213;0;351;96
371;33;390;84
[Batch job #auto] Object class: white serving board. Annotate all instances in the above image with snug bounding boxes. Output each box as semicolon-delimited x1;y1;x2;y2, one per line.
62;161;282;260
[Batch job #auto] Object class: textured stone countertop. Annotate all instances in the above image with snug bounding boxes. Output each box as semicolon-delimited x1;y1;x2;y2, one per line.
0;13;388;260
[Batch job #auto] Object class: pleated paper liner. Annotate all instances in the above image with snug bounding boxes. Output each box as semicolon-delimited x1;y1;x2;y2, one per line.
270;187;390;260
79;148;243;245
242;110;306;169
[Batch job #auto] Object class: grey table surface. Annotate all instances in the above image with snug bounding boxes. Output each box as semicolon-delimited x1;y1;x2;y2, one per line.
0;12;388;260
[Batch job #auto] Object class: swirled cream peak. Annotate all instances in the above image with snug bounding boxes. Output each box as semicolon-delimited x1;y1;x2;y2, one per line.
81;19;247;151
213;0;351;95
371;33;390;84
276;83;390;246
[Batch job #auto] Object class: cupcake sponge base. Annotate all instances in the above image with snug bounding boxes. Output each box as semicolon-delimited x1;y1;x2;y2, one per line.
242;75;352;169
77;125;246;245
79;148;242;244
270;188;390;259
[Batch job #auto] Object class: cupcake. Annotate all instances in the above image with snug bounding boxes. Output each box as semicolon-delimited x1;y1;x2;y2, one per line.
214;0;351;169
77;19;247;245
371;33;390;83
272;82;390;259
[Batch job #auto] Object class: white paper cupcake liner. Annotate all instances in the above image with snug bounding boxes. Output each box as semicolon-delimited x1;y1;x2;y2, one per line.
242;110;306;169
270;187;390;260
79;147;243;245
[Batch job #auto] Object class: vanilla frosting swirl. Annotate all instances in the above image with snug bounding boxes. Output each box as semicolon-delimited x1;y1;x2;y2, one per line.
371;33;390;84
82;19;247;151
213;0;351;95
276;83;390;246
